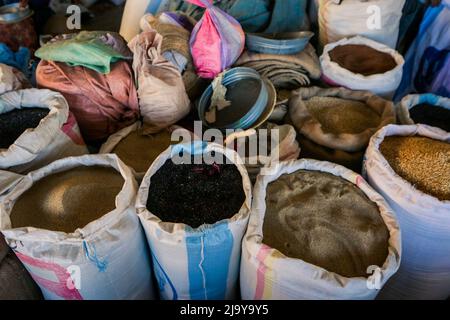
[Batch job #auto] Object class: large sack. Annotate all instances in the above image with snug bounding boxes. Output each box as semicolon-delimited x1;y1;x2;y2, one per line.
128;30;191;134
0;232;43;300
136;142;252;300
187;0;245;79
0;89;88;174
0;64;30;95
224;123;300;181
318;0;406;49
0;154;154;300
364;124;450;300
241;159;401;300
36;59;139;142
395;1;450;100
320;36;404;99
288;87;395;172
397;94;450;132
99;122;194;179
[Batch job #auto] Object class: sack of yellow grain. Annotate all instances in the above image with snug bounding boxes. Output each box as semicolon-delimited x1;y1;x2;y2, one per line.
364;124;450;300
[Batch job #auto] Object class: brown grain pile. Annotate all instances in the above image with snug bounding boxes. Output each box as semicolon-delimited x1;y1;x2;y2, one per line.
380;136;450;201
10;166;124;233
112;129;173;173
329;44;397;76
305;96;381;134
263;170;389;278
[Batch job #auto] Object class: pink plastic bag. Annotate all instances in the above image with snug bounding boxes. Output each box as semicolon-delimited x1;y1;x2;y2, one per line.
187;0;245;79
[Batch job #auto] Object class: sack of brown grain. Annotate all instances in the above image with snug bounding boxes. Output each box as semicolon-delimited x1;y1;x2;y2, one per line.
288;86;395;173
0;89;88;174
99;121;194;179
320;36;404;99
0;154;154;300
364;124;450;300
240;159;401;300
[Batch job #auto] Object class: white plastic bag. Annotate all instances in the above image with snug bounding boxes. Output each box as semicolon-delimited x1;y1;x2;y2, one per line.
318;0;406;49
320;36;404;99
241;159;401;300
0;89;88;174
364;124;450;300
0;154;154;300
397;94;450;131
136;142;252;300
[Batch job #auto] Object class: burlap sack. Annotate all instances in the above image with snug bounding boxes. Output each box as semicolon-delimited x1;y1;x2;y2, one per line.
128;30;191;134
288;87;395;172
289;87;395;153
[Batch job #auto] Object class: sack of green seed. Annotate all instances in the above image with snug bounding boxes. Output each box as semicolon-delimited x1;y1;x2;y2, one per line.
397;94;450;133
364;124;450;300
0;154;154;300
136;142;252;300
240;159;401;300
0;89;88;174
288;86;395;173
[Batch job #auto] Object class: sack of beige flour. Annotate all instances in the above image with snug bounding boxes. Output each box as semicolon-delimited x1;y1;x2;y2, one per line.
396;94;450;133
318;0;406;49
0;89;88;174
364;124;450;300
136;142;252;300
320;36;404;99
288;86;395;172
100;121;194;179
0;154;154;300
240;159;401;300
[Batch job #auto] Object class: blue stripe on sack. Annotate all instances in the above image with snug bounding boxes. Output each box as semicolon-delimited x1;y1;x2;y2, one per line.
186;223;234;300
418;93;440;105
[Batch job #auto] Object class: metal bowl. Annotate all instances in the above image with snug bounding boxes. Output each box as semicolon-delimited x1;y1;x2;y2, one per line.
246;31;314;55
198;67;270;130
0;3;33;24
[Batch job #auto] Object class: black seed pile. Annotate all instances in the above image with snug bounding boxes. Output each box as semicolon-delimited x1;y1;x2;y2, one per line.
0;108;50;149
409;103;450;132
146;156;245;228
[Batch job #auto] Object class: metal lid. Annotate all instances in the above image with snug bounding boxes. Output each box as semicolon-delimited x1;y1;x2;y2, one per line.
198;67;270;130
246;31;314;55
0;3;33;24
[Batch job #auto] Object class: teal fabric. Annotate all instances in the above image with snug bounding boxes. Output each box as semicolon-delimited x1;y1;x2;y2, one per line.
35;32;127;74
160;0;309;33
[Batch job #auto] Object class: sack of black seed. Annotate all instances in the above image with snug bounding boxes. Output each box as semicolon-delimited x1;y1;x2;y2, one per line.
136;142;252;300
0;89;88;174
397;94;450;133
